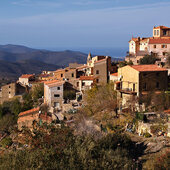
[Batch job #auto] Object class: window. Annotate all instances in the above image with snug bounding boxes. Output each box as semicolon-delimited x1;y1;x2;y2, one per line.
96;79;99;83
61;74;63;77
156;82;159;88
161;45;167;48
57;87;60;90
72;73;74;77
54;94;60;97
153;45;156;48
77;82;79;87
154;30;156;36
143;83;147;90
163;52;167;56
96;70;99;74
157;30;159;35
133;84;135;92
82;82;85;86
163;30;167;36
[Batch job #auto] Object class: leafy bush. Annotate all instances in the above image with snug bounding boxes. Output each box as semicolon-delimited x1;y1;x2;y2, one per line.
145;149;170;170
136;112;144;121
0;126;141;169
139;55;158;65
0;137;13;148
64;90;76;100
143;132;152;138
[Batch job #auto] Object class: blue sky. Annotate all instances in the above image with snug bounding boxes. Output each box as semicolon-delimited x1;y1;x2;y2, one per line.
0;0;170;51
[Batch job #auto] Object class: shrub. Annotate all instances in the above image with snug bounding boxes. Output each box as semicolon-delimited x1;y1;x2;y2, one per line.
0;137;13;148
143;132;152;138
139;55;158;65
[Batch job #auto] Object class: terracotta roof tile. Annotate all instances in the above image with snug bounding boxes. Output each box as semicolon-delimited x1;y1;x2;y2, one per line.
130;65;167;72
110;73;118;76
44;80;65;87
149;38;170;44
20;74;34;78
80;76;95;81
18;107;40;117
154;26;170;29
164;109;170;114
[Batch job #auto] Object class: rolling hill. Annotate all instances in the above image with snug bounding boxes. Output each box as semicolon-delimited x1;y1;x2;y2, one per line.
0;44;88;79
0;60;60;79
0;44;87;66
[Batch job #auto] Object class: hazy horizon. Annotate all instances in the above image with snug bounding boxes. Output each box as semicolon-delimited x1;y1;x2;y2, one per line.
0;0;170;50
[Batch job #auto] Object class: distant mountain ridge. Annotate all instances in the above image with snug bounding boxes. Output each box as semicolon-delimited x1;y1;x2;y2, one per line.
0;44;88;80
0;44;87;66
0;44;36;53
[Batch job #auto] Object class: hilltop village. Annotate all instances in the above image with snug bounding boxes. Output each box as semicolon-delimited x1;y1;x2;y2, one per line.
0;25;170;169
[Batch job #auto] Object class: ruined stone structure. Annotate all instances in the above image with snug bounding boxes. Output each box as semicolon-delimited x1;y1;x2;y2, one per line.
0;82;27;104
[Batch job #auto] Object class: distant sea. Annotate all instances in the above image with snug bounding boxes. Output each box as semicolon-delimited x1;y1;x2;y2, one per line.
46;47;128;60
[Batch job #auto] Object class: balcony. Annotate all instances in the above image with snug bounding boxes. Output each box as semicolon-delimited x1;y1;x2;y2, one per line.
119;88;137;95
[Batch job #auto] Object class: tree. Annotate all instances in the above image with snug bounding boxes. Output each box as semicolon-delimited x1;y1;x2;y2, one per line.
0;114;16;133
119;61;127;68
83;83;118;117
64;90;76;100
22;93;34;112
127;60;133;65
11;98;22;117
31;83;44;102
139;55;158;65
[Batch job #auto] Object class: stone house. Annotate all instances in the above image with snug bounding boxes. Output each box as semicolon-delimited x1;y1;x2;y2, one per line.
44;80;65;110
54;69;67;80
17;107;52;130
110;72;118;82
78;76;95;92
117;65;168;107
18;74;35;86
0;82;27;104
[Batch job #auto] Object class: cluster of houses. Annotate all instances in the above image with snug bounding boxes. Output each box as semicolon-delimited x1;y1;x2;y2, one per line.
126;25;170;64
0;25;169;135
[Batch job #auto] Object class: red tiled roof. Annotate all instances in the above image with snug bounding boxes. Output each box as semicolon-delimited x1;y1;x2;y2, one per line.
44;80;65;87
164;109;170;114
40;114;52;122
110;73;118;77
129;38;139;42
130;65;167;72
154;26;170;29
149;38;170;44
18;107;40;117
20;74;34;78
80;76;95;81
